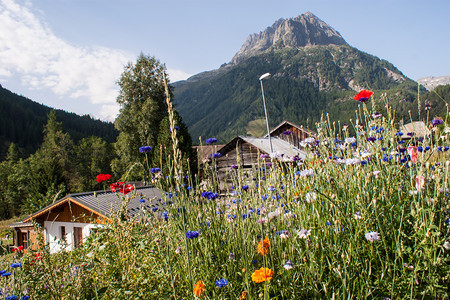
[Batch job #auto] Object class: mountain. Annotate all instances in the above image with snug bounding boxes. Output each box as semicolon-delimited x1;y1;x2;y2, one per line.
418;76;450;90
231;11;348;65
173;12;428;143
0;85;118;158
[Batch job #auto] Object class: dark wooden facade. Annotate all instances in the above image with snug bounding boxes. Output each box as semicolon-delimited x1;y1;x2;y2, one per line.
267;121;316;149
214;137;264;191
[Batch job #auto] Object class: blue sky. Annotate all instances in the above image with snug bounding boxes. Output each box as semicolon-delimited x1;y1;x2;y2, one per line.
0;0;449;121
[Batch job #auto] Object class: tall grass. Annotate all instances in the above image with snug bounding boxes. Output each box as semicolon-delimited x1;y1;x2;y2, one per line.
1;91;449;299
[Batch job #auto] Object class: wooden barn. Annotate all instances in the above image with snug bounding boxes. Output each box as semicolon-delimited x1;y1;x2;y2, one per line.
10;185;162;253
399;121;431;139
212;136;306;191
265;120;317;149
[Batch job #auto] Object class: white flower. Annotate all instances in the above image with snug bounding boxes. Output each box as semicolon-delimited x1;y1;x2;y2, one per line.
365;231;381;243
360;151;372;158
299;169;314;177
373;170;381;177
304;137;316;144
267;209;282;220
444;241;450;251
279;231;291;239
345;137;356;144
305;192;317;203
297;229;311;239
270;151;282;158
283;260;294;270
345;158;360;165
354;212;362;220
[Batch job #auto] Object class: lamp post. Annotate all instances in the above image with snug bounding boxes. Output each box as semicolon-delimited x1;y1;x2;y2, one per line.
259;72;273;153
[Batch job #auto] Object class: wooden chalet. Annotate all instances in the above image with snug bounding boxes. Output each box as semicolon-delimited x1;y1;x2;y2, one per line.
214;136;306;191
265;120;317;149
399;121;431;139
10;186;162;253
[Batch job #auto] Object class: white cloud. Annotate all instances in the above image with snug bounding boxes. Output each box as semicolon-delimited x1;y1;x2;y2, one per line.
0;0;132;120
0;0;193;121
167;68;192;82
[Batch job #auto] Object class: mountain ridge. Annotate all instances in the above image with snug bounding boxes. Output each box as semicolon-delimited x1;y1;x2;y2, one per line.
230;12;348;65
172;12;433;143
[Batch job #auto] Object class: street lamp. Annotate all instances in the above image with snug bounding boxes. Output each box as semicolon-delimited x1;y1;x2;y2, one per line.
259;72;273;153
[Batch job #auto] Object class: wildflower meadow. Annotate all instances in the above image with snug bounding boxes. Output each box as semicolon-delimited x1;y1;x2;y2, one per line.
1;89;449;299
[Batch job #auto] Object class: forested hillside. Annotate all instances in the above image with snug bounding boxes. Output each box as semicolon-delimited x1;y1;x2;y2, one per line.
0;85;118;158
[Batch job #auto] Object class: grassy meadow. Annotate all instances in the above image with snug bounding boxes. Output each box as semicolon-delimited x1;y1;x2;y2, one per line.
1;92;449;299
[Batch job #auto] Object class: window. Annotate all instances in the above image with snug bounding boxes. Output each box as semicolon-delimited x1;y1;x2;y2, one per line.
60;226;66;242
74;227;83;248
21;232;28;250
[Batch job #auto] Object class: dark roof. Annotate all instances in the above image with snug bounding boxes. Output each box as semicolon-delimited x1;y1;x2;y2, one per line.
265;120;317;137
23;185;163;222
218;136;306;160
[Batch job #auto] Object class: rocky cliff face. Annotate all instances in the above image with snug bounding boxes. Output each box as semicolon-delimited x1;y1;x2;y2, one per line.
230;12;348;65
417;75;450;90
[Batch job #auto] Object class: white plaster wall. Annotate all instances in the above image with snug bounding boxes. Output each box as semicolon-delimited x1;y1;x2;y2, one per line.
43;221;98;253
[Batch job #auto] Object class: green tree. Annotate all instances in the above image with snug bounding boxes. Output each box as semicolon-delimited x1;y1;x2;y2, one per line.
73;136;116;191
112;54;168;180
24;110;72;213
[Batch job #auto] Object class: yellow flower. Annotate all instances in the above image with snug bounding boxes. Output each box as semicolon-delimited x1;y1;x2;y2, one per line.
239;290;248;299
193;280;205;298
257;237;270;256
251;267;274;283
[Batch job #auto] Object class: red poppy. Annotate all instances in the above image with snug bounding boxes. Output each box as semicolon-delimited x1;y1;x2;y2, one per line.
96;174;111;183
354;90;374;103
110;182;134;194
12;245;24;252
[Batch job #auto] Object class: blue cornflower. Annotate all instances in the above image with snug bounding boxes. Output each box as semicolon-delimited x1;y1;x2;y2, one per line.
162;212;168;221
215;278;228;288
139;146;152;153
444;146;449;151
417;146;423;152
395;132;404;136
425;146;431;152
10;263;21;268
150;167;161;173
367;136;376;142
206;138;218;144
139;199;145;203
360;160;367;165
438;147;443;152
186;231;199;239
432;118;443;126
152;207;158;212
1;272;11;277
242;185;249;191
5;296;19;300
210;152;221;158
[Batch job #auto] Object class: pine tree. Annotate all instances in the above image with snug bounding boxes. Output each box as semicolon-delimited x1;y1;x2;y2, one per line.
112;54;194;183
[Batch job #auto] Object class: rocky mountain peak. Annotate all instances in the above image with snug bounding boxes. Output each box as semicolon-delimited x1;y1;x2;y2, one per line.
230;12;348;65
